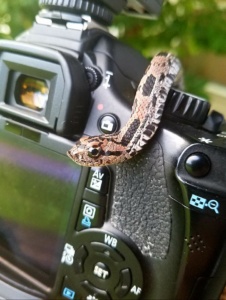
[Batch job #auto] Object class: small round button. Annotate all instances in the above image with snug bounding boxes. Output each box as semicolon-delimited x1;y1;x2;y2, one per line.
98;114;119;134
185;153;211;177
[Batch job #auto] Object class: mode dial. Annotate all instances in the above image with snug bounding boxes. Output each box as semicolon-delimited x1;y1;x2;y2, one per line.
39;0;116;25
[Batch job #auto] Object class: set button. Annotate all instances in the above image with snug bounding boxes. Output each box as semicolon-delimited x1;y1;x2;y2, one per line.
93;262;110;280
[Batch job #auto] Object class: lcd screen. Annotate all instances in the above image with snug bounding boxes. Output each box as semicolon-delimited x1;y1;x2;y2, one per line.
0;130;81;287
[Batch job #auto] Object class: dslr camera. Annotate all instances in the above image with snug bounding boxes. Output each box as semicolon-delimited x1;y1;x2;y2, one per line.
0;0;226;299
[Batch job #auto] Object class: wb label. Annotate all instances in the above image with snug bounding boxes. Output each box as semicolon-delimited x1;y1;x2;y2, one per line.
104;234;118;248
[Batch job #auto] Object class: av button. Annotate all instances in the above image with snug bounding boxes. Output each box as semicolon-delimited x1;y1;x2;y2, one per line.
93;262;110;280
87;167;110;195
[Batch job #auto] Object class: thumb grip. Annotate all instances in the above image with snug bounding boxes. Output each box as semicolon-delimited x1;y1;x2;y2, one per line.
110;138;171;259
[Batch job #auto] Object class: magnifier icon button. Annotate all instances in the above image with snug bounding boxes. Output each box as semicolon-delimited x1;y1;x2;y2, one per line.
208;200;219;214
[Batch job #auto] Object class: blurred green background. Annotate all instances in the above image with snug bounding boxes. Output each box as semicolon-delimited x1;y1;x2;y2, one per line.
0;0;226;105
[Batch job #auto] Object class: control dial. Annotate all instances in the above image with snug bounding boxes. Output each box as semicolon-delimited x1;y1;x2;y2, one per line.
165;89;210;125
61;229;144;300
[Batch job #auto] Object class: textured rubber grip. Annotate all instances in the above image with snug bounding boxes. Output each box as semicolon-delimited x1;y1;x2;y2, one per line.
110;139;171;259
39;0;114;25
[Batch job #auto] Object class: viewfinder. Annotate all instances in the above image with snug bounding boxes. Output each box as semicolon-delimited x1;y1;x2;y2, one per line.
15;75;49;111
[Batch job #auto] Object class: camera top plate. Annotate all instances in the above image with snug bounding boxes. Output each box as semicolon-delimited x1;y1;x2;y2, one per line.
39;0;164;25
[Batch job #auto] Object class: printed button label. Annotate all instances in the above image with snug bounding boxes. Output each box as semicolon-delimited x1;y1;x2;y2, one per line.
77;201;105;231
81;216;92;228
130;285;142;296
63;287;75;300
86;296;98;300
93;262;110;280
90;169;104;191
101;119;114;132
87;167;110;195
103;71;113;89
189;194;219;214
81;204;97;228
90;177;103;191
83;204;96;219
104;234;118;248
61;243;75;265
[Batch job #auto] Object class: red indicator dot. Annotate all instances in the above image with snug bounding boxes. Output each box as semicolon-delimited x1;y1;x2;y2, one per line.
97;104;104;111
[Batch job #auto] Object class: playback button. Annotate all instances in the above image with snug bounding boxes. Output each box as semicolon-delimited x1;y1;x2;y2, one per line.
62;278;76;300
76;200;105;231
62;287;76;300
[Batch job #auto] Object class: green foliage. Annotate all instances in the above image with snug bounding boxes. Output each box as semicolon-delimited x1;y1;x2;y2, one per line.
112;0;226;96
113;0;226;57
0;0;39;39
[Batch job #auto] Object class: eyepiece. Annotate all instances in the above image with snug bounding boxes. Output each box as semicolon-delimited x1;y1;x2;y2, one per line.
15;75;49;111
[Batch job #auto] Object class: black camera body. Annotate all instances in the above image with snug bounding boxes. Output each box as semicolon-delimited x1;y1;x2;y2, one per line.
0;1;226;299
